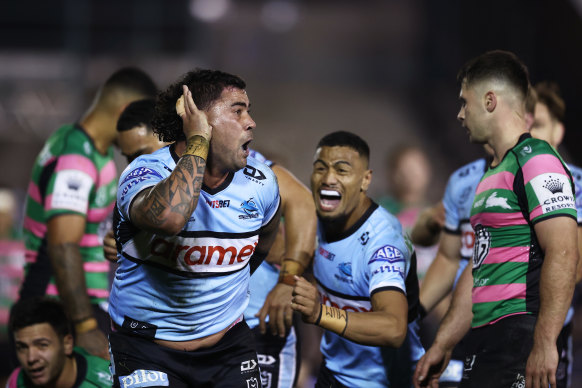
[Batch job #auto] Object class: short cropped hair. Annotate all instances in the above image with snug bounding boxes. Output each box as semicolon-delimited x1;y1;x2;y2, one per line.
534;81;565;122
457;50;530;101
151;69;247;143
316;131;370;162
117;99;155;133
9;297;72;339
102;67;158;99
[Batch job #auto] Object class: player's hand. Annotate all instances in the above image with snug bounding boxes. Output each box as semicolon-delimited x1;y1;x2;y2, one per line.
76;328;110;360
176;85;212;141
103;229;118;263
256;283;294;337
525;339;558;388
290;276;321;324
413;342;451;388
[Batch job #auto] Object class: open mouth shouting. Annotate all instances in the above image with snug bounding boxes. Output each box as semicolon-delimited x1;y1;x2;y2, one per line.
318;189;342;212
241;139;252;157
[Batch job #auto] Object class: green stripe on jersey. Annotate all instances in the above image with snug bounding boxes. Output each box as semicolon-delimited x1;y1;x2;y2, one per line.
473;262;527;286
472;299;529;327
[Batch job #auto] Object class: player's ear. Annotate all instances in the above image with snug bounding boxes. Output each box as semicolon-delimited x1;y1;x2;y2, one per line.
361;169;372;192
484;91;497;113
63;334;74;356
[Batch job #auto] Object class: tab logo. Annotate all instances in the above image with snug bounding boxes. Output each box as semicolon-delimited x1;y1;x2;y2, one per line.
119;370;168;388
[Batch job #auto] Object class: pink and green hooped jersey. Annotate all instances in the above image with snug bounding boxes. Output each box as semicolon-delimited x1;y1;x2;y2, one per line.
470;134;576;328
20;124;117;306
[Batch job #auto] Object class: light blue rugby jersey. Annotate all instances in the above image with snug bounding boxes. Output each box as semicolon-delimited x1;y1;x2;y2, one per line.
109;145;280;341
314;202;424;388
245;149;279;329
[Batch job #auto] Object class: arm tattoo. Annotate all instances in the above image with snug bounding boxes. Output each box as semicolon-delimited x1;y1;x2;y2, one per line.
48;242;94;321
142;155;206;228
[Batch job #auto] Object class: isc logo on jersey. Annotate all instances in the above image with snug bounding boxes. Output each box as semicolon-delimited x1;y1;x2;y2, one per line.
368;245;404;264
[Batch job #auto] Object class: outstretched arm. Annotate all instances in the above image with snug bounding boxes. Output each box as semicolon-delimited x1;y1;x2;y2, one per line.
256;165;317;337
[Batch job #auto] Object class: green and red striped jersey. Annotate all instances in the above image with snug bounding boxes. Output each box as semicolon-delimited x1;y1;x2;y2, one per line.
20;124;117;306
470;134;576;327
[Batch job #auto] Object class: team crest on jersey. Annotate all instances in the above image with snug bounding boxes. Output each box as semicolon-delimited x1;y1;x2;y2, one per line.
473;224;490;269
485;192;511;209
239;198;260;219
368;245;404;264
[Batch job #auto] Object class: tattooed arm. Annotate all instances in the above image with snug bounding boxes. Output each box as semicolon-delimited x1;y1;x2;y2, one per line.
291;276;408;347
130;86;212;236
47;214;109;359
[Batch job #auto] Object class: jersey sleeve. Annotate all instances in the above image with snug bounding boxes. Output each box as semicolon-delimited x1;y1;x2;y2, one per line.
521;148;576;224
566;163;582;224
253;162;280;227
117;158;168;221
443;172;461;233
44;152;98;219
366;228;410;297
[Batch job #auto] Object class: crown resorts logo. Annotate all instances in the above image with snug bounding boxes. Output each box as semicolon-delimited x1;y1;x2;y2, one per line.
543;175;564;194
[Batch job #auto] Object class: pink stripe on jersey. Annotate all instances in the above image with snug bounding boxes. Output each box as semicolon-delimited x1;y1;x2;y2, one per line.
27;181;42;203
84;261;110;273
7;368;20;388
46;284;110;299
87;204;115;223
23;216;47;237
530;205;544;221
25;249;38;263
475;171;515;195
80;234;100;247
55;154;98;181
484;246;529;264
472;283;526;304
522;154;567;184
98;160;117;187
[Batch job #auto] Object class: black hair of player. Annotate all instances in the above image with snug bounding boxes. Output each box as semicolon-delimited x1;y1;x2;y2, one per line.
457;50;530;101
9;297;72;339
151;69;247;143
117;99;155;133
316;131;370;162
534;81;565;122
102;67;158;99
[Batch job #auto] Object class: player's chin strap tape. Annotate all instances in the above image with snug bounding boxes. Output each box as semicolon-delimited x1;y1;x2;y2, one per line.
249;251;268;275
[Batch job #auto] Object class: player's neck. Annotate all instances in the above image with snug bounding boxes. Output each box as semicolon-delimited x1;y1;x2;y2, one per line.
174;141;228;189
489;119;527;167
52;355;77;388
323;196;372;239
80;110;117;154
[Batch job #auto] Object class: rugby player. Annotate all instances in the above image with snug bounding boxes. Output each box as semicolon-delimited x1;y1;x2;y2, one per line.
108;69;281;387
19;68;157;358
7;297;111;388
292;131;424;387
414;51;578;388
106;97;316;388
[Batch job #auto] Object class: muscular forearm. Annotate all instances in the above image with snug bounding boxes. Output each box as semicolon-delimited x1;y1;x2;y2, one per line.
48;242;94;322
420;253;459;313
432;264;473;351
132;137;207;235
315;304;406;347
535;250;576;346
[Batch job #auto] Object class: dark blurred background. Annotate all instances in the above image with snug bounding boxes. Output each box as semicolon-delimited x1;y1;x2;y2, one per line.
1;0;582;385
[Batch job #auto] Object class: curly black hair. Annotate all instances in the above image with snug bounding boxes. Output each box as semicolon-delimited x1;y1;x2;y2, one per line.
151;69;246;143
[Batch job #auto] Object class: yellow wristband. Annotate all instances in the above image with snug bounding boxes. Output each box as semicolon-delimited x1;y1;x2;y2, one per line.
318;305;348;336
75;317;98;334
183;135;209;159
278;259;306;286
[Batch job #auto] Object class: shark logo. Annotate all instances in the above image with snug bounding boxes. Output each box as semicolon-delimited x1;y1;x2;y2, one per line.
485;192;511;209
338;262;352;277
241;198;258;215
